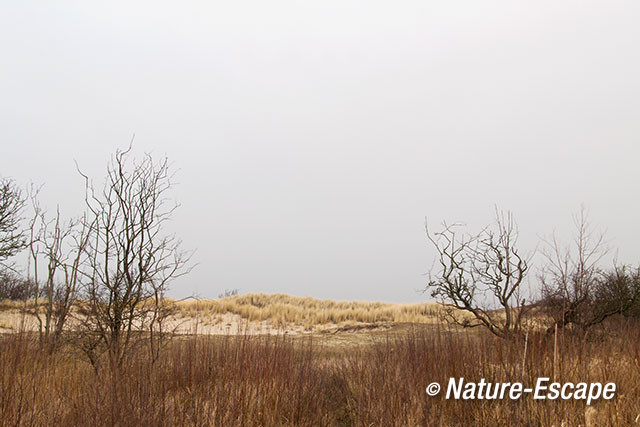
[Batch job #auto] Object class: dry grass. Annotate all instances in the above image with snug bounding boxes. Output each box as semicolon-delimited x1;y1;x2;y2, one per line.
1;294;637;425
1;318;639;426
174;293;443;331
0;294;444;334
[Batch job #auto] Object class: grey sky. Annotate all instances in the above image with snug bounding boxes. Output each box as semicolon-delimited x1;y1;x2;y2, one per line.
2;1;639;302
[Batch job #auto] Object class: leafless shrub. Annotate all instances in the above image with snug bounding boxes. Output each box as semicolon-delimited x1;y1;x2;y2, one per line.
592;265;640;321
539;208;617;331
77;146;193;368
0;176;27;270
426;210;531;338
218;288;239;298
542;262;640;332
27;192;90;350
0;271;35;301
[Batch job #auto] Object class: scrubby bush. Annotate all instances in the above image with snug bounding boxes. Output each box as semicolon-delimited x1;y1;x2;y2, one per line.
0;271;36;301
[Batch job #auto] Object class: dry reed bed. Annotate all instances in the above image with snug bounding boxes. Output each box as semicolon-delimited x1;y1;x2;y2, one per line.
1;319;639;426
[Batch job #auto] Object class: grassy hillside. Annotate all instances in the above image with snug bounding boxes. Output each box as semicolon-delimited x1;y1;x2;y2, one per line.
0;293;445;334
174;293;443;330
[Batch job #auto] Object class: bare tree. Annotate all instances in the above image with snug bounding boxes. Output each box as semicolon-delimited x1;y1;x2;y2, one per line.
539;208;606;331
27;193;90;350
539;208;637;331
78;146;192;368
426;210;531;339
0;177;27;269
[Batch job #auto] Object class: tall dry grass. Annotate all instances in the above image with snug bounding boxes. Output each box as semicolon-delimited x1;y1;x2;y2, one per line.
0;294;447;334
175;293;442;329
339;320;640;425
0;332;332;426
1;318;639;426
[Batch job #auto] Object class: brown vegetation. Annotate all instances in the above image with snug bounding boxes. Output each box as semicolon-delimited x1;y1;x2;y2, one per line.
174;293;443;331
1;318;639;426
0;293;446;337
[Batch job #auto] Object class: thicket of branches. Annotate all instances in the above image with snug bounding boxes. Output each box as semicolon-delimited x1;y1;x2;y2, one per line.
0;177;27;268
0;147;193;364
539;209;640;332
426;208;640;339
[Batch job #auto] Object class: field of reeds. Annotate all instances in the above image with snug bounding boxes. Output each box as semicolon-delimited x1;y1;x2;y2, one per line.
1;303;639;426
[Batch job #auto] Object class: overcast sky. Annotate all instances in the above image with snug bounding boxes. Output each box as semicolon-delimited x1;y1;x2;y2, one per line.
2;1;639;302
